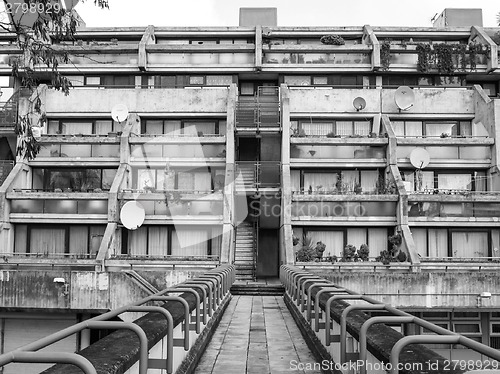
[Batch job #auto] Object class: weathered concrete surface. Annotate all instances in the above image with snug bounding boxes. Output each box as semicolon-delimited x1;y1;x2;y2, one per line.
194;296;321;374
45;88;229;114
0;270;204;311
308;271;500;308
288;88;474;115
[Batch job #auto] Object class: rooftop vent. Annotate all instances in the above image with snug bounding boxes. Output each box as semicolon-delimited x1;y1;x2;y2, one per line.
432;8;483;28
239;8;277;27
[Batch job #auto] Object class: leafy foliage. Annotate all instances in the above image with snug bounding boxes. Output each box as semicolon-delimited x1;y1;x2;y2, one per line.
320;34;345;45
380;41;391;71
2;0;109;160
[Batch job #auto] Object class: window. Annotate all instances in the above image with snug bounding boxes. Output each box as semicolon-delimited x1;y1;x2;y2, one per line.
295;227;389;258
15;224;105;257
142;75;234;88
296;169;382;194
294;119;373;137
392;120;472;138
141;119;226;136
47;119;119;136
122;225;221;258
401;170;486;192
411;228;495;259
32;168;117;191
133;167;222;192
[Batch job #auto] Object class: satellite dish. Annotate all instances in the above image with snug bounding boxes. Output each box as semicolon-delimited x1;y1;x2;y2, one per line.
111;104;129;123
410;148;430;169
353;97;366;111
120;201;145;230
395;86;415;111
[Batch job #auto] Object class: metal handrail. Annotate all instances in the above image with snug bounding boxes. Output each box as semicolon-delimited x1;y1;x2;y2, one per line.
0;265;235;374
280;265;500;373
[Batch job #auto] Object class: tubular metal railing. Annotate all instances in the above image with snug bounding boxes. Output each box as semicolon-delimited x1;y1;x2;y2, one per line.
0;265;235;374
281;265;500;374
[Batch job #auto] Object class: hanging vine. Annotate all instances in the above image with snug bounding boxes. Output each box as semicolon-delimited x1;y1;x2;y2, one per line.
416;43;432;73
415;42;489;74
380;41;391;71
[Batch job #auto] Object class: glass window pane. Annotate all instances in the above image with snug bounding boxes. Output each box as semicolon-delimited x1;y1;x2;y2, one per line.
144;120;163;135
47;121;60;135
452;232;488;258
95;120;113;135
428;229;448;258
284;76;310;85
312;76;328;85
189;76;204;85
206;75;232;86
438;174;471;191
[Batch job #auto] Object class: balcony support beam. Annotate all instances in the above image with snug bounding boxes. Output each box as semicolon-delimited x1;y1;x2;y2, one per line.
138;25;155;71
221;84;237;264
363;25;380;71
280;85;294;265
469;26;498;73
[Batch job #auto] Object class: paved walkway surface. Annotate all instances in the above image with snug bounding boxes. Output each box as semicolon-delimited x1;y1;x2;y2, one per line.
194;296;322;374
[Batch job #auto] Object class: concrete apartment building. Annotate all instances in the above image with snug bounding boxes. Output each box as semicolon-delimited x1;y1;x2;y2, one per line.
0;7;500;370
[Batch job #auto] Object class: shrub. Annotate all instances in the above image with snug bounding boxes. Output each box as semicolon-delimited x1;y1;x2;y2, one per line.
320;34;345;45
358;244;370;261
342;244;357;262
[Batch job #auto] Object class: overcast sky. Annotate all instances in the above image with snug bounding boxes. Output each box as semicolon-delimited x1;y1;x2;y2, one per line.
76;0;500;28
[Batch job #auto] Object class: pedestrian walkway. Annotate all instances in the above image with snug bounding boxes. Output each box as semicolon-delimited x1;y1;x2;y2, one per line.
194;295;322;374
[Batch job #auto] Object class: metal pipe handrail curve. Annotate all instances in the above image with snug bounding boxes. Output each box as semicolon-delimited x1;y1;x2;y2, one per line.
0;352;97;374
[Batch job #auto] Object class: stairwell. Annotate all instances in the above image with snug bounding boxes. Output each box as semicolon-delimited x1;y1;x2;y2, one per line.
234;221;256;281
235;164;256;192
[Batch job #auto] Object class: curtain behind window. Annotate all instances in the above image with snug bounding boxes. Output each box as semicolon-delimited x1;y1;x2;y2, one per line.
172;230;208;257
452;232;488;258
308;231;343;258
30;228;66;255
428;229;447;258
129;227;147;256
148;227;169;257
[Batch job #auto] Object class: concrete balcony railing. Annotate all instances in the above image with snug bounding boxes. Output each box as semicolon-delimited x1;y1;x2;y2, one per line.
7;191;109;223
291;194;398;223
45;88;230;115
407;193;500;223
119;190;224;223
288;87;475;115
36;136;121;162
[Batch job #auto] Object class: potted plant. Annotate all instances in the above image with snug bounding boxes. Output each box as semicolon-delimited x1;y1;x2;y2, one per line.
295;233;316;262
315;241;326;261
358;244;370;261
342;244;357;262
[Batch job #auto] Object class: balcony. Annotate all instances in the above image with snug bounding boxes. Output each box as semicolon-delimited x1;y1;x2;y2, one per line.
291;194;398;225
235;162;281;192
45;88;230;115
287;88;474;115
290;144;387;167
0;160;14;187
262;45;372;71
119;190;224;224
35;136;120;165
7;191;109;224
0;91;19;134
396;144;491;168
408;193;500;225
129;143;226;166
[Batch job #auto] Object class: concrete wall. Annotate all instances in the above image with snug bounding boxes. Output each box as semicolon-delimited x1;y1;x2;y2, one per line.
0;270;204;311
45;88;230;115
310;271;500;309
288;88;475;115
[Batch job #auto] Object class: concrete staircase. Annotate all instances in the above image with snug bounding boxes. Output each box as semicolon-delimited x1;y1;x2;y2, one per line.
234;221;256;281
235;164;256;192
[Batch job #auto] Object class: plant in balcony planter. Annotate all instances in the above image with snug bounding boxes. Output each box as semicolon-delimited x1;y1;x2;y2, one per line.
326;131;336;138
320;35;345;45
380;41;391;71
342;244;357;262
440;132;450;138
315;241;326;261
295;233;316;262
358;244;370;262
354;182;363;195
